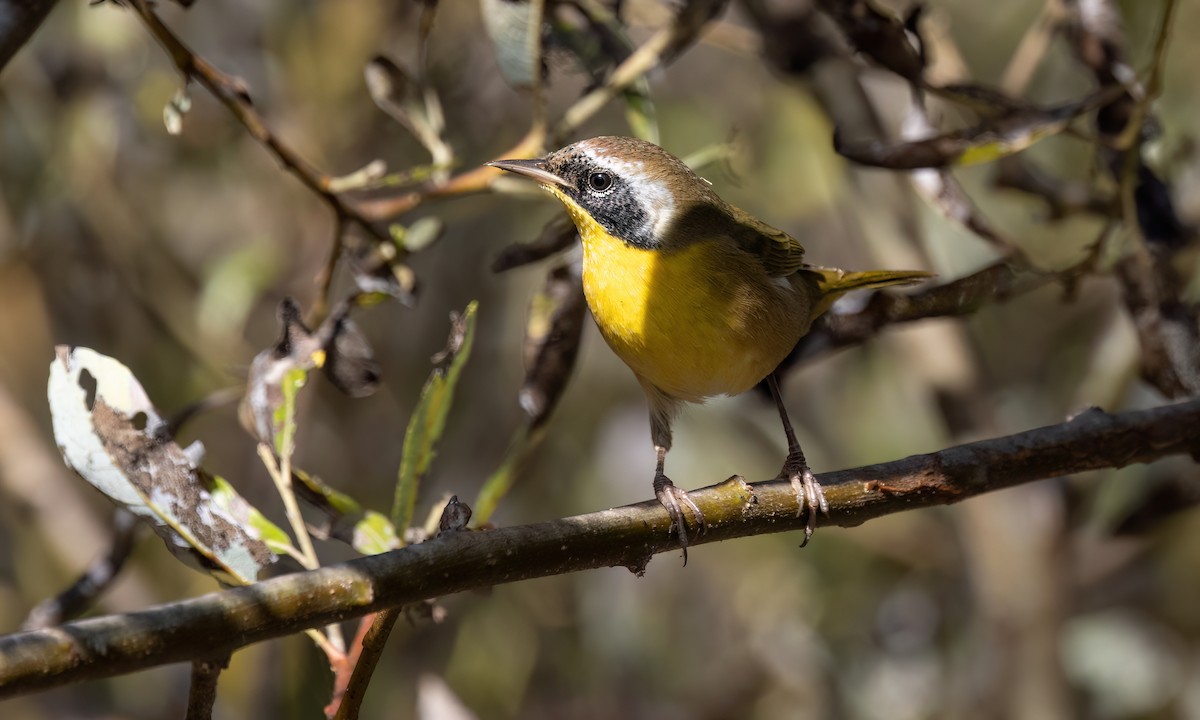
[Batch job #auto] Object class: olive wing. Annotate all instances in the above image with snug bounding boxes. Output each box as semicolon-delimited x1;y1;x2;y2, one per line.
727;207;807;278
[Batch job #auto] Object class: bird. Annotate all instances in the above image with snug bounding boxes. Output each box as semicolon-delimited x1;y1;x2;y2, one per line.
489;136;931;559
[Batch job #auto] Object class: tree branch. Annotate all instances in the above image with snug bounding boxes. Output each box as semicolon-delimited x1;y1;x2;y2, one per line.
784;252;1106;371
125;0;391;245
327;609;401;720
0;0;60;72
789;259;1033;365
184;655;228;720
20;510;139;630
1;398;1198;697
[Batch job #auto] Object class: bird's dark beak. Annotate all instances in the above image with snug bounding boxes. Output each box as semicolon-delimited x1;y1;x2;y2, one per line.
487;158;568;188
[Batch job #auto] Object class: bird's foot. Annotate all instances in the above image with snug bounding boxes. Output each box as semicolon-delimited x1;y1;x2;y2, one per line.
653;473;707;565
781;456;828;547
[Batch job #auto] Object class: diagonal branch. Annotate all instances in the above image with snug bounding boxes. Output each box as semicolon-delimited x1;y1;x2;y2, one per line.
20;510;140;630
327;609;401;720
126;0;391;245
789;259;1033;365
784;250;1106;372
1;397;1198;698
0;0;60;72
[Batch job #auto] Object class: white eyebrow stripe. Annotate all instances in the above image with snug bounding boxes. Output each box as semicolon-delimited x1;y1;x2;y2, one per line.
581;147;643;176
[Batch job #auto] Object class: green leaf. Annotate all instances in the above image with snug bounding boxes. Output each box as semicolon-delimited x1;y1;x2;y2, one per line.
294;467;363;517
163;85;191;136
273;367;307;459
352;511;401;555
209;475;295;556
390;216;447;254
480;0;544;89
289;468;402;555
623;88;660;144
239;298;325;447
474;425;542;527
391;302;478;537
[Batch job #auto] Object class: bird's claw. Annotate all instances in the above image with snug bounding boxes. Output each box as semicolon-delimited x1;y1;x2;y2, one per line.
653;473;707;565
782;459;828;547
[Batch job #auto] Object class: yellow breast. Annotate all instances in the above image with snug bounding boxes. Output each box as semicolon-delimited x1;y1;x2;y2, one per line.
557;192;810;402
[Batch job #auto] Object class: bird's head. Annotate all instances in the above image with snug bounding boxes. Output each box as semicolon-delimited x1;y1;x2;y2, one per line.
489;136;724;251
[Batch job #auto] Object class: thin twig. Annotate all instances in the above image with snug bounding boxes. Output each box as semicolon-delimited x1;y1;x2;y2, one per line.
1110;0;1177;154
21;511;140;630
184;654;229;720
257;444;319;571
1000;0;1064;95
553;0;723;143
993;156;1114;219
789;259;1032;364
1069;0;1199;396
788;248;1110;367
2;396;1198;698
167;386;245;437
1112;0;1178;244
313;215;347;324
125;0;389;244
528;0;548;133
353;1;724;221
553;27;675;143
305;628;345;662
258;444;348;656
354;127;546;221
327;610;402;720
0;0;60;71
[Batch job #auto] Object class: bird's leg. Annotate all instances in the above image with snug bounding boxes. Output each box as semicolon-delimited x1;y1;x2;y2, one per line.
643;383;706;563
767;373;828;545
652;444;705;561
653;445;706;564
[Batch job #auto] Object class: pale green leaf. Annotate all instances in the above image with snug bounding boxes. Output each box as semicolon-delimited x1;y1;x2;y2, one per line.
391;302;478;536
273;367;307;459
352;511;401;555
481;0;543;89
209;475;295;556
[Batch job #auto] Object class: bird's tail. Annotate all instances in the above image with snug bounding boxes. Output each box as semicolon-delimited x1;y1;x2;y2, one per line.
803;267;935;316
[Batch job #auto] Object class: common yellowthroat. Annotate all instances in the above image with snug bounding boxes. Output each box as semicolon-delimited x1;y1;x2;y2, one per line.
490;137;930;556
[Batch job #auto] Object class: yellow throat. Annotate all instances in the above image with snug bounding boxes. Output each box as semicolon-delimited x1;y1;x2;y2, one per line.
547;187;808;403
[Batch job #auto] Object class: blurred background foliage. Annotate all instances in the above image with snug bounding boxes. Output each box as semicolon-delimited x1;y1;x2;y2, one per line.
1;0;1200;718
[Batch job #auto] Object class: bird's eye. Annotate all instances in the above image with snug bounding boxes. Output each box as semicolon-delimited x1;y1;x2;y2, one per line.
587;171;613;192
